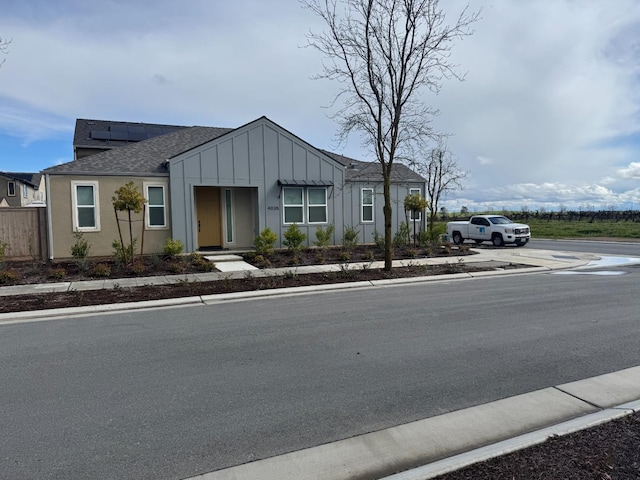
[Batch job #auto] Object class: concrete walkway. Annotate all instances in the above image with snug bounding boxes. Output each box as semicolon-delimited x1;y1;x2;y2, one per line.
3;247;639;479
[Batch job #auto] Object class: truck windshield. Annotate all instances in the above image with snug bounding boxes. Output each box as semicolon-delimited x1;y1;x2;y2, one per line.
488;216;512;224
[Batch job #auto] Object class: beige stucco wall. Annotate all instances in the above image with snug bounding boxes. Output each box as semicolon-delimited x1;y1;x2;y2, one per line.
49;175;172;259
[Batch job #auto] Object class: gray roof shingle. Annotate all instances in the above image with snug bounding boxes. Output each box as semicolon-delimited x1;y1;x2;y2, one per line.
321;150;425;183
45;126;233;176
0;172;42;187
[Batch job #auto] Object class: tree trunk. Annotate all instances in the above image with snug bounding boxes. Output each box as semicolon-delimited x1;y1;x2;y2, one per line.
114;207;124;261
127;210;134;265
383;171;393;271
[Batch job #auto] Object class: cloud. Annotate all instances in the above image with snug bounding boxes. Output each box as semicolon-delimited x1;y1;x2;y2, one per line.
618;162;640;179
476;156;494;166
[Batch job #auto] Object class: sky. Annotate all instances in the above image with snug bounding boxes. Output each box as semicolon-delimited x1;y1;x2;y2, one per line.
1;0;639;212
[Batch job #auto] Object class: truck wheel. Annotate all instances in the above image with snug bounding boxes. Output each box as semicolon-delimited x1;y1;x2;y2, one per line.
452;232;463;245
492;234;504;247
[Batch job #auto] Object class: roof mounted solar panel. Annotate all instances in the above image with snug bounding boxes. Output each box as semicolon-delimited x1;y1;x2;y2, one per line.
128;130;147;141
109;124;128;133
110;131;129;141
90;130;111;140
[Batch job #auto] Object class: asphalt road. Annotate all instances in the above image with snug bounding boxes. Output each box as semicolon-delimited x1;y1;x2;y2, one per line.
1;249;639;479
529;237;640;256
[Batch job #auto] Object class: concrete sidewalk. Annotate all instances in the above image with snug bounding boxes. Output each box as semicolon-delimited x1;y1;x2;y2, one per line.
0;248;598;323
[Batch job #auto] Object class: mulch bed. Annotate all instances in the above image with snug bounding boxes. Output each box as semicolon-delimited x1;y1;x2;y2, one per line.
434;411;640;479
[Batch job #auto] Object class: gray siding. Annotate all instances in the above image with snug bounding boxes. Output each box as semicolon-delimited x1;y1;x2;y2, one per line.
170;118;346;251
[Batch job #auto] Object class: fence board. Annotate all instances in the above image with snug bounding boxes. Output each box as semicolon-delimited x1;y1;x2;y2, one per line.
0;207;48;261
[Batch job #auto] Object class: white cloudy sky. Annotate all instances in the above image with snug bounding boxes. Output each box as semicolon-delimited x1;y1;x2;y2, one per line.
1;0;639;211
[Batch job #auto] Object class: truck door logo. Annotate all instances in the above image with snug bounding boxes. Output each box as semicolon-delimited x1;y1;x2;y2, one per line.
479;227;485;233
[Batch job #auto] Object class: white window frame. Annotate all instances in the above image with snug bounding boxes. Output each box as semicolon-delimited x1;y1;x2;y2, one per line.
71;181;100;231
7;181;15;197
409;187;422;222
361;188;374;223
307;187;327;224
283;187;305;224
144;183;167;229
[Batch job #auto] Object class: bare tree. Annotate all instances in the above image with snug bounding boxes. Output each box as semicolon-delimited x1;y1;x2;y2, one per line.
0;36;10;67
303;0;479;270
417;139;467;233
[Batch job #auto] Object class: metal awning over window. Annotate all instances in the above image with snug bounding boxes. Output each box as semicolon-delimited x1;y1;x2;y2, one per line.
278;179;334;187
277;179;334;199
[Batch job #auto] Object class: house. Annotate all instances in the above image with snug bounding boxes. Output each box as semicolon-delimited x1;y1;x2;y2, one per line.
43;116;426;259
0;172;46;207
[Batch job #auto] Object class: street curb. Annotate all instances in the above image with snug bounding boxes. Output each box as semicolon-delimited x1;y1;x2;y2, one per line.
184;366;640;480
0;266;550;322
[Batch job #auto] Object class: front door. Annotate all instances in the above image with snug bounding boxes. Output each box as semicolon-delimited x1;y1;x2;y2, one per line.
195;187;222;248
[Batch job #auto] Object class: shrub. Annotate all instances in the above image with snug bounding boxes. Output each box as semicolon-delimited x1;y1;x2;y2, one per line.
253;254;272;268
92;263;112;277
0;269;18;285
70;231;91;271
342;225;359;250
113;239;137;265
167;261;186;274
130;261;146;275
49;267;67;280
372;230;385;250
283;224;306;255
393;222;410;247
0;239;9;270
163;238;184;258
314;224;335;248
254;228;278;256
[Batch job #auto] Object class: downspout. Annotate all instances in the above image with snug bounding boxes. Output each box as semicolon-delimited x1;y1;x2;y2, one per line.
45;173;54;260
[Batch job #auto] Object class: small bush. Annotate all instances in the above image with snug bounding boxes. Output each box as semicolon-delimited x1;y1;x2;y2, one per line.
167;261;186;274
92;263;112;277
254;228;278;256
283;224;306;255
253;254;272;268
0;269;18;285
49;267;67;280
372;230;385;250
112;239;137;265
130;261;146;275
163;238;184;258
393;222;410;247
339;251;351;261
71;231;91;261
342;225;359;250
314;224;335;248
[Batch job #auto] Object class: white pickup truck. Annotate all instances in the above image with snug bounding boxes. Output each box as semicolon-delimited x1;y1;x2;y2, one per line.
446;215;531;247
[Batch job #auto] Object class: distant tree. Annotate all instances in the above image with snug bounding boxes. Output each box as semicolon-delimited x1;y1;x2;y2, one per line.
460;206;469;216
303;0;479;270
0;36;10;68
415;139;467;233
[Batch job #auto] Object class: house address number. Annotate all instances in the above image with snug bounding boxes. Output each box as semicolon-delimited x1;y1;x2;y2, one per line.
267;206;279;211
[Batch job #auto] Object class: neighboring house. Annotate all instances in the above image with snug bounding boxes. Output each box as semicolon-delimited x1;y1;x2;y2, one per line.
0;172;46;207
44;116;426;259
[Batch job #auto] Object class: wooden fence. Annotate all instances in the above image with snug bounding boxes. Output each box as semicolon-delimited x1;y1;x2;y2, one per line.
0;207;48;261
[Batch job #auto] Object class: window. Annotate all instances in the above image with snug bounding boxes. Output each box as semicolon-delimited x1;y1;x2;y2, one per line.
224;189;233;243
361;188;374;223
23;184;28;198
307;188;327;223
409;188;421;221
7;181;15;197
145;184;166;228
283;187;304;223
72;181;99;230
283;186;328;224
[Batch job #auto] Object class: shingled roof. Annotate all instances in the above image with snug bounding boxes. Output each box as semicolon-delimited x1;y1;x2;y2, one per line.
0;172;42;188
45;126;233;176
321;150;425;183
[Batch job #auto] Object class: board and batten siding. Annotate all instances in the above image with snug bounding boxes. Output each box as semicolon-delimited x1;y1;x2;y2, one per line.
169;118;346;251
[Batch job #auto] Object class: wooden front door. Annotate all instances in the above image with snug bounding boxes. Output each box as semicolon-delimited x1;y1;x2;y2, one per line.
195;187;222;248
